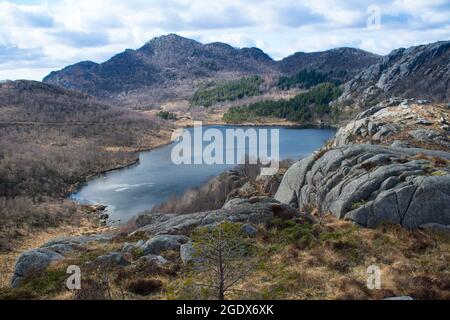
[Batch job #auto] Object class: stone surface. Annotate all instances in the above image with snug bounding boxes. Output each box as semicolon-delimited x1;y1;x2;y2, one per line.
133;197;297;236
419;223;450;233
275;144;450;229
241;224;258;237
42;234;113;248
338;41;450;106
93;252;130;267
180;242;197;265
137;254;167;266
141;235;190;255
334;101;450;150
12;249;64;288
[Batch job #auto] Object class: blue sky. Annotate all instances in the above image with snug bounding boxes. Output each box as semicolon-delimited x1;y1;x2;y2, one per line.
1;0;449;80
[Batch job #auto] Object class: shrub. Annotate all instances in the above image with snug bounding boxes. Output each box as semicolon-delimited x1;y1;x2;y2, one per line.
125;279;163;296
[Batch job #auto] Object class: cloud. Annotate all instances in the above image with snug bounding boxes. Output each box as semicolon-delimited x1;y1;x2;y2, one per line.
0;2;54;28
50;30;110;47
0;0;449;80
0;43;44;63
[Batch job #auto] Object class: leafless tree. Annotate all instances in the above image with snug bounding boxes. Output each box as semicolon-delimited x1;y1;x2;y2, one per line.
191;222;258;300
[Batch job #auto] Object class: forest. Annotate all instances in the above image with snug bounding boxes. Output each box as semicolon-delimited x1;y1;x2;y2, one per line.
277;69;338;90
190;76;262;107
223;83;343;123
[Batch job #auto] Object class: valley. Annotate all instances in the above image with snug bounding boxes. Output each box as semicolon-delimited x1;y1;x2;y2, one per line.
0;34;449;301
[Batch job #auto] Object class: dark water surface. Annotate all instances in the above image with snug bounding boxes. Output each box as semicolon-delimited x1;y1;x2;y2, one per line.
71;126;335;223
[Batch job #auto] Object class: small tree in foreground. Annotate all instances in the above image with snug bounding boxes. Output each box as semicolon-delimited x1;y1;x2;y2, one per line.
190;222;259;300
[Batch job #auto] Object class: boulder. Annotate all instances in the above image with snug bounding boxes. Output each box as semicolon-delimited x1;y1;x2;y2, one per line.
93;252;130;267
12;249;64;288
137;254;167;266
141;235;189;255
180;243;197;265
121;240;145;253
241;224;258;237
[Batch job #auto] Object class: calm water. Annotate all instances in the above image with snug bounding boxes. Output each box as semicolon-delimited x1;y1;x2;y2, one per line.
71;126;335;223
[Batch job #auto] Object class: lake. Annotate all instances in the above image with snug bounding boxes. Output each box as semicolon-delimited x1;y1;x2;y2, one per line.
70;126;336;223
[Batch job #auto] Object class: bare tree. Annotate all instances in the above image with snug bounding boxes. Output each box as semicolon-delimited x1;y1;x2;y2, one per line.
191;222;258;300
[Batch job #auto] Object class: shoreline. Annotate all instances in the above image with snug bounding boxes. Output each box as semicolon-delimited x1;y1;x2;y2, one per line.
175;118;339;129
68;121;338;199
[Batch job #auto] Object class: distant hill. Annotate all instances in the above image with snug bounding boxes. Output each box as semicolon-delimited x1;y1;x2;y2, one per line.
338;41;450;106
0;80;169;199
278;47;381;83
43;34;380;108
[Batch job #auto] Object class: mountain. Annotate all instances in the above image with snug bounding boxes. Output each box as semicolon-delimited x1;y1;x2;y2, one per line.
43;34;380;108
278;47;381;82
338;41;450;106
43;34;277;108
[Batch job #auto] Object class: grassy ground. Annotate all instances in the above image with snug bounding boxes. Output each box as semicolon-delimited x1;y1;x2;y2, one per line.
4;215;447;300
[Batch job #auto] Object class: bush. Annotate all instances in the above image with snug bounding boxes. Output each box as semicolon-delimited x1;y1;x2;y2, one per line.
157;111;177;120
19;267;67;297
125;279;163;296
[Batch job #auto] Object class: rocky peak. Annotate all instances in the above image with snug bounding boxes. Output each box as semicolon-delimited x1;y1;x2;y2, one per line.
338;40;450;106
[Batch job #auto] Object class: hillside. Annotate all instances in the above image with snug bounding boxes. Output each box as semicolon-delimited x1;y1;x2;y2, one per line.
0;80;171;251
278;47;381;83
338;41;450;106
43;34;380;109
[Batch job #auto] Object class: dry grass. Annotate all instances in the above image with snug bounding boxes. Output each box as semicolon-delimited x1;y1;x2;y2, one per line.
3;216;449;300
0;217;107;290
228;219;450;300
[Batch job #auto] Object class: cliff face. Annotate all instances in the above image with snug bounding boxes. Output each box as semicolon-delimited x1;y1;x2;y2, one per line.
338;41;450;107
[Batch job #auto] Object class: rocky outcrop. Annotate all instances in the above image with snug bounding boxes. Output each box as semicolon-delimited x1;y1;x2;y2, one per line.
137;254;167;267
11;249;64;288
134;197;298;236
338;41;450;106
275;144;450;229
141;235;189;255
11;234;112;288
180;243;197;265
276;99;450;230
93;252;130;267
334;99;450;150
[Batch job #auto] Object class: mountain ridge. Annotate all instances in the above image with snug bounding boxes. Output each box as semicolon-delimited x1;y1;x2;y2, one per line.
338;40;450;106
43;34;381;108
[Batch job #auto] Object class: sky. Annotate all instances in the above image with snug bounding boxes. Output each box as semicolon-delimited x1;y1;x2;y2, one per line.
1;0;449;80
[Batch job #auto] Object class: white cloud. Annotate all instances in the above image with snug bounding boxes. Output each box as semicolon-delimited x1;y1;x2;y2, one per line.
0;0;449;80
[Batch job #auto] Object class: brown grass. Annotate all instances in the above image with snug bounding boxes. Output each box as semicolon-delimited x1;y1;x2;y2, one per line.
227;220;450;300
